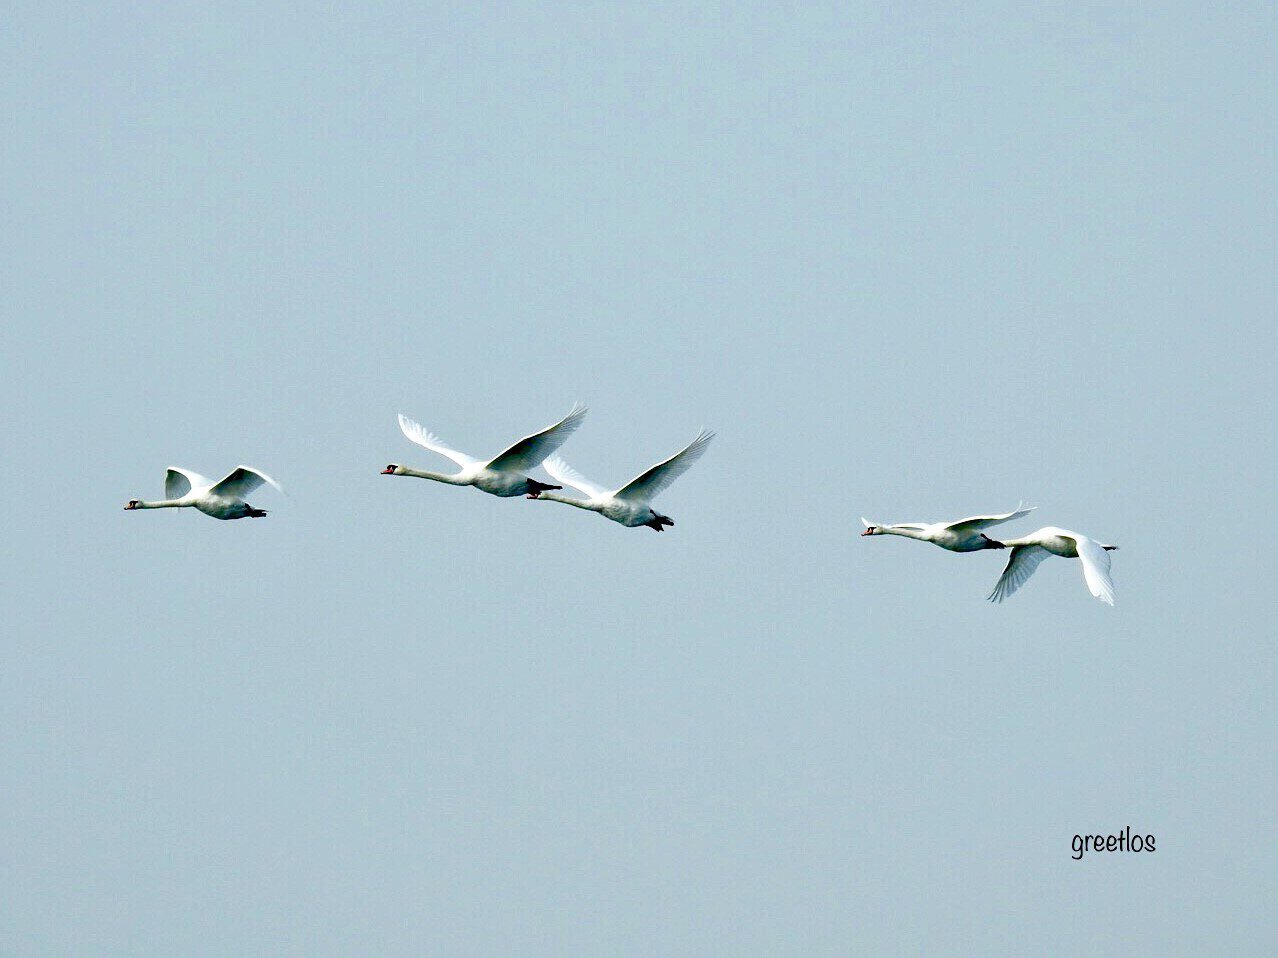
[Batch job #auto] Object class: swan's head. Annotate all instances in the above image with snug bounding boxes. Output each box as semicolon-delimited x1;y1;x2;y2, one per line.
860;518;879;536
124;499;140;510
381;464;402;476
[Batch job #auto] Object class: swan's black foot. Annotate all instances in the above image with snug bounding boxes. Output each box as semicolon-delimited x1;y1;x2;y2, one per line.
981;534;1006;549
525;480;562;496
245;507;268;518
644;513;674;531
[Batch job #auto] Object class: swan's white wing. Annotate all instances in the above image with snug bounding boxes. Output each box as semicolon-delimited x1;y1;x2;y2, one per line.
613;429;714;503
987;545;1051;603
210;466;284;499
165;467;210;499
398;414;479;468
1067;534;1116;606
542;455;608;499
486;404;588;473
943;503;1035;533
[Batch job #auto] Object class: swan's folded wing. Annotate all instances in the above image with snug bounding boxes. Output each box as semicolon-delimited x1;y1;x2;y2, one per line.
165;467;210;499
987;545;1050;603
210;466;284;499
613;429;714;503
543;455;608;499
1070;535;1116;606
944;503;1035;533
486;404;588;473
398;414;479;468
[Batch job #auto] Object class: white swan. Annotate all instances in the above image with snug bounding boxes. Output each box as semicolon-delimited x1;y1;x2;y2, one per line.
988;527;1118;605
532;429;714;531
860;504;1034;552
124;466;283;520
383;404;587;497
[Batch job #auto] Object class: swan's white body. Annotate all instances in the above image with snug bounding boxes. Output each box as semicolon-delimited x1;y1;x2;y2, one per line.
124;466;283;520
384;405;587;497
988;527;1118;605
860;505;1034;552
533;430;714;531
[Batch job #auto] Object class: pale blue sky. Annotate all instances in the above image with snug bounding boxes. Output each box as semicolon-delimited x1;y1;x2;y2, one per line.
2;2;1275;954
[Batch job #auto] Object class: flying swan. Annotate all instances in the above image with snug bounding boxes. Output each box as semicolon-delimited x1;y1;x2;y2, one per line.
987;527;1118;605
124;466;283;520
860;504;1035;552
531;429;714;531
383;404;587;498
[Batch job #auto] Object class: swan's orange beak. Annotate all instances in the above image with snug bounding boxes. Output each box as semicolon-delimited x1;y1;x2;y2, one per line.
861;527;874;536
381;466;395;475
124;501;138;510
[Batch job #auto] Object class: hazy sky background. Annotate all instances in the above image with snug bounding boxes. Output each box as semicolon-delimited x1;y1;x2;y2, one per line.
2;2;1275;954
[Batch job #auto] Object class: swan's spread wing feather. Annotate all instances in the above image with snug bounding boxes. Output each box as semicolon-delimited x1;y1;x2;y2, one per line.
1068;534;1116;606
614;429;714;503
211;466;283;499
542;455;608;499
398;414;479;468
165;467;209;499
165;469;191;500
988;545;1050;602
944;503;1035;533
486;404;588;473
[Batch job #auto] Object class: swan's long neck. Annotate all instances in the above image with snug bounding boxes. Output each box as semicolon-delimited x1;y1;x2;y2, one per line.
136;499;189;509
399;468;468;485
883;525;931;542
535;492;600;511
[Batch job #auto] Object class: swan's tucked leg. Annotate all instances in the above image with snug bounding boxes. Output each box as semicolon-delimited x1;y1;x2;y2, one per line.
245;506;268;518
980;534;1006;549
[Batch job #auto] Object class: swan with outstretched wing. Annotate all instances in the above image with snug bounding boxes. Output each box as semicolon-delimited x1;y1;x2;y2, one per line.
533;429;714;531
987;527;1118;605
126;465;283;520
860;504;1035;552
382;404;587;498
